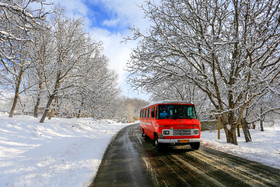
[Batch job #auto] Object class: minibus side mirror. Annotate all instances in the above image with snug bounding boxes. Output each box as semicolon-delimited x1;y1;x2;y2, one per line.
151;111;155;118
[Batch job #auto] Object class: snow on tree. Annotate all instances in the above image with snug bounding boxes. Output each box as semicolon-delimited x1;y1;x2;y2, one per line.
1;2;121;121
0;0;47;42
39;9;96;123
126;0;280;144
29;28;53;118
147;79;209;119
36;7;121;122
0;0;48;117
60;48;121;119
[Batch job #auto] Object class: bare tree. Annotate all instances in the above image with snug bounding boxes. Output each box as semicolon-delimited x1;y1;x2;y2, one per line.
0;0;48;117
83;63;120;119
60;47;120;119
38;8;119;122
247;90;280;130
0;0;47;42
147;79;209;119
27;28;54;118
126;0;280;144
39;11;92;123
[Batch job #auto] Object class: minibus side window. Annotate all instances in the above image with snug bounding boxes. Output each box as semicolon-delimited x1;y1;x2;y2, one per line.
151;107;155;118
156;106;159;119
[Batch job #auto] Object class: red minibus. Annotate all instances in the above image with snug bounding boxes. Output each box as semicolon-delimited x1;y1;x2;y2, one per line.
140;101;201;150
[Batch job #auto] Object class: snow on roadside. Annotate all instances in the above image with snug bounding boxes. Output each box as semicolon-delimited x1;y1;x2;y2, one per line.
0;112;131;187
201;123;280;169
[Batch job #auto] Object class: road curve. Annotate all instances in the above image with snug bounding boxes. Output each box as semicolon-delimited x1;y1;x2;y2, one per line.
91;124;280;187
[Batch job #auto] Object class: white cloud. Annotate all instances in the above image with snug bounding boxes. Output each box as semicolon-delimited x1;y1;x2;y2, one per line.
92;0;151;31
102;18;120;27
46;0;94;28
47;0;89;17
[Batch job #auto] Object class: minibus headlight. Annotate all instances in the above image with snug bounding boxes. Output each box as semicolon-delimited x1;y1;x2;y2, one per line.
193;129;199;135
163;130;170;135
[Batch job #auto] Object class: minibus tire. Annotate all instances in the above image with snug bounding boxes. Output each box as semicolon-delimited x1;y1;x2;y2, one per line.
154;135;164;151
190;142;200;150
144;134;149;141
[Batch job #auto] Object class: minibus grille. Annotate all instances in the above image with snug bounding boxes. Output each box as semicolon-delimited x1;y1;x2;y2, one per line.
173;129;192;136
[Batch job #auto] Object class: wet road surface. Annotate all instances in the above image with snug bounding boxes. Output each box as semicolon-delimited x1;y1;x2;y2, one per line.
91;124;280;187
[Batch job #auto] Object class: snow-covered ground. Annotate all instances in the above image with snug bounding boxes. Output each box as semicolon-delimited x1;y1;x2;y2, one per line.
201;123;280;169
0;112;279;187
0;112;131;187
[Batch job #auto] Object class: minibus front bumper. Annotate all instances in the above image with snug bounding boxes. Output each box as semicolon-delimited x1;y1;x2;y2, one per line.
158;138;201;144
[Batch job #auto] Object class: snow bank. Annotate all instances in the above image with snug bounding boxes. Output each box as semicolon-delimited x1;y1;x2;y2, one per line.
0;112;131;187
201;123;280;169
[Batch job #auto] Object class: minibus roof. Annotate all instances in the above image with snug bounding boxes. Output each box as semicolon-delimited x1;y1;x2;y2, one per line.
142;101;194;109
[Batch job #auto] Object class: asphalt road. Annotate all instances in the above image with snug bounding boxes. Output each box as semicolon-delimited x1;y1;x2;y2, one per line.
91;124;280;187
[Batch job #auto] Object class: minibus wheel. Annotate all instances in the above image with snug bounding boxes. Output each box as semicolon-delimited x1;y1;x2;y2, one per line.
144;134;149;141
190;142;200;150
154;135;158;146
154;134;164;151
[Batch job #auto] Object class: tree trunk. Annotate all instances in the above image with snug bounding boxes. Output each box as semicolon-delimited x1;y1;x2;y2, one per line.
223;122;238;145
40;71;61;123
34;94;41;118
260;108;264;131
34;81;43;118
260;120;264;131
48;96;58;120
229;127;238;145
77;109;81;118
241;118;252;142
9;70;24;117
217;115;221;140
77;100;84;118
48;107;54;120
40;94;55;123
225;109;238;145
237;124;240;137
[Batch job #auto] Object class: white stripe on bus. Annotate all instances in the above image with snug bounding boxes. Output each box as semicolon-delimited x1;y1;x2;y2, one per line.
140;121;151;126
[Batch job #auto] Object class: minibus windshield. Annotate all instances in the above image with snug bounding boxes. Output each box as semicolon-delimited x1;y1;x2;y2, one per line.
157;105;197;119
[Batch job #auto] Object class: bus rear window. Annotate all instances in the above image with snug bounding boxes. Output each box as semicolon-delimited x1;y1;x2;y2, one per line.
157;105;197;119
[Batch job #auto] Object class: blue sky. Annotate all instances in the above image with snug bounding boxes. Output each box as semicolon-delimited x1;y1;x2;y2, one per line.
46;0;151;100
82;1;126;32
